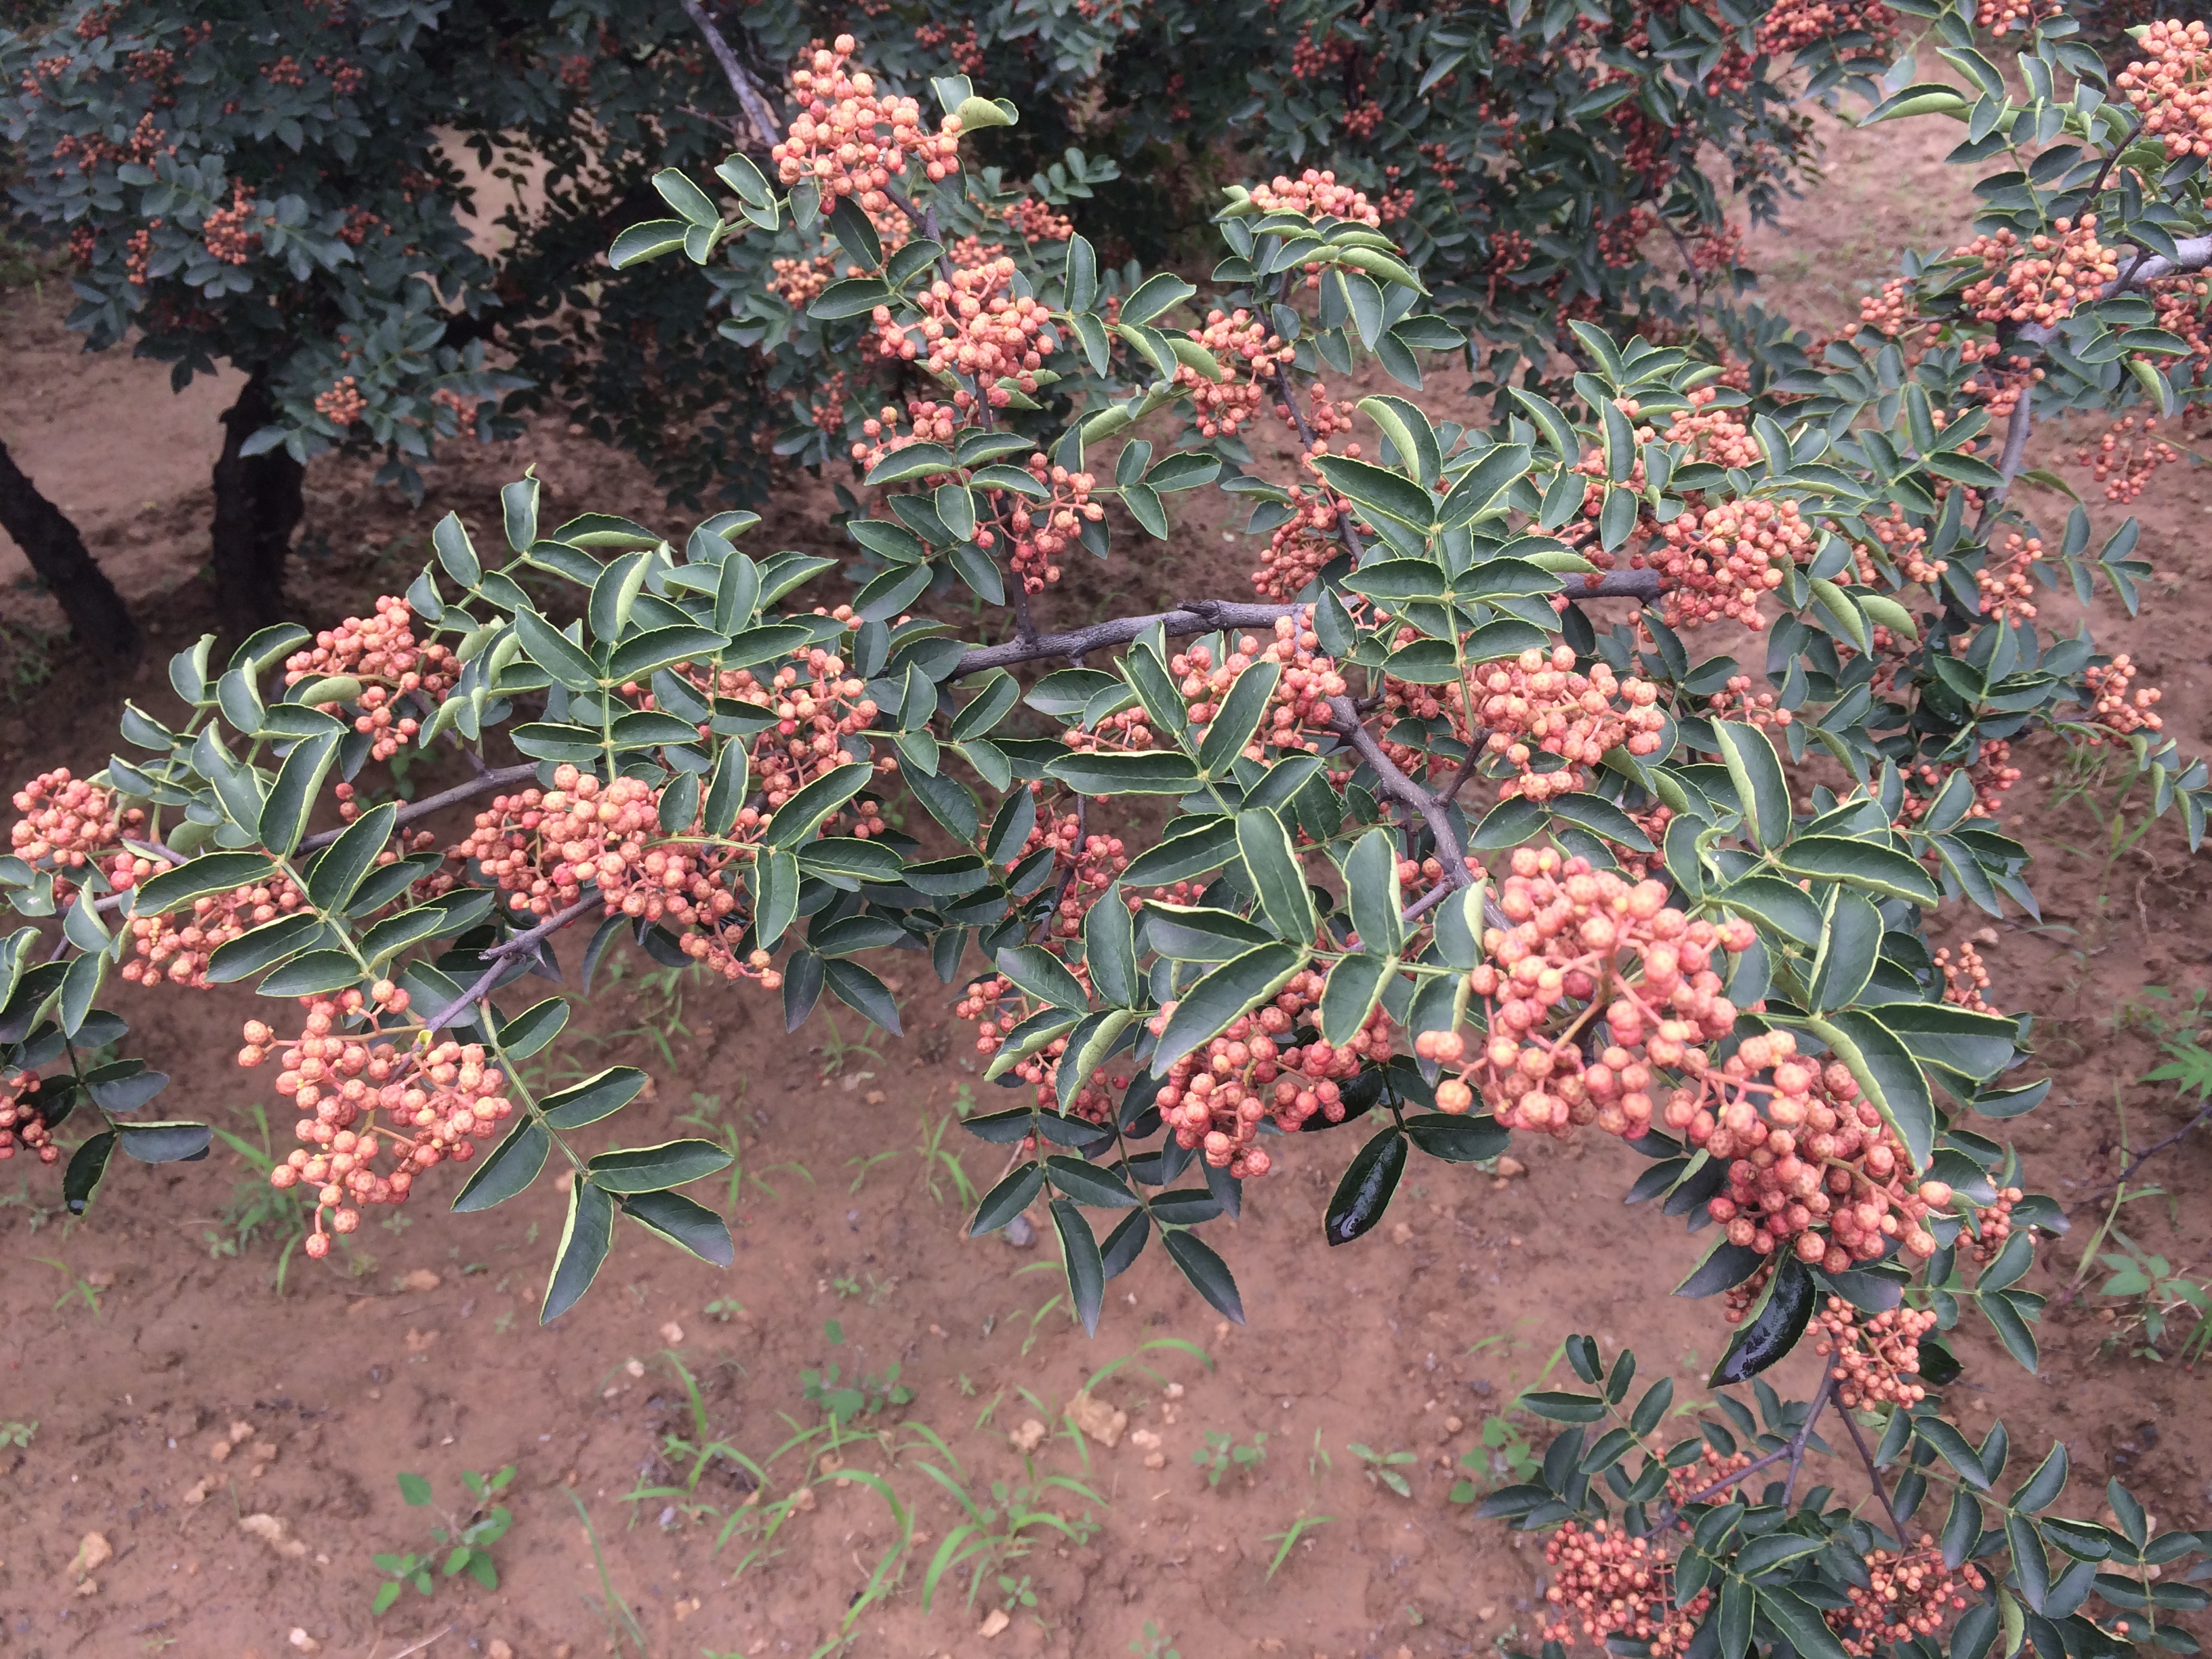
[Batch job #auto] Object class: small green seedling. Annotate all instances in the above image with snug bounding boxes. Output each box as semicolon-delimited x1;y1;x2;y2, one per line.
371;1466;515;1614
1349;1441;1417;1497
1193;1429;1267;1488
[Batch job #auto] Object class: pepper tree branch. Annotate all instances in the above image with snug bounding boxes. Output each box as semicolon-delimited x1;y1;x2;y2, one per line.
1838;1387;1909;1541
1656;1367;1839;1526
948;576;1663;679
296;763;540;855
676;0;782;152
419;892;605;1032
1327;693;1474;896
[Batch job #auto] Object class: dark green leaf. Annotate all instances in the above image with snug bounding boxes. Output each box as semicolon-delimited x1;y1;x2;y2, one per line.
450;1117;551;1213
1162;1227;1244;1324
588;1138;733;1194
1325;1128;1406;1246
620;1189;735;1267
539;1067;648;1130
1050;1198;1106;1337
541;1179;615;1323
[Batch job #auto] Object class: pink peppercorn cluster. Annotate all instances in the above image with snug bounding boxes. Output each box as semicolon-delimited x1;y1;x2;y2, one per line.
974;453;1102;594
2119;20;2212;159
2076;414;2183;505
0;1074;54;1164
1385;645;1664;805
1814;1296;1939;1409
1956;218;2121;327
1013;809;1130;939
955;966;1127;1122
1416;850;1757;1141
1061;617;1346;761
1754;0;1898;55
243;983;516;1258
1148;964;1390;1176
1175;309;1293;440
772;35;960;217
451;769;662;920
868;257;1057;412
1250;484;1351;602
9;767;151;899
720;644;892;815
1696;1047;1948;1271
1647;495;1815;630
282;594;459;762
200;183;262;264
849;397;962;476
314;375;366;427
1245;168;1380;227
2078;654;2164;740
1831;1542;1988;1656
1539;1520;1710;1656
124;871;308;988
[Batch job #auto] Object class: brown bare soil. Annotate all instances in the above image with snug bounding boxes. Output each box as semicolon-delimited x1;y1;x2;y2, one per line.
0;108;2207;1659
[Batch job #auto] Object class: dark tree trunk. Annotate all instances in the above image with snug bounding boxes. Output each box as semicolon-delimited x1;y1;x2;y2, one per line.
0;437;141;669
210;366;303;635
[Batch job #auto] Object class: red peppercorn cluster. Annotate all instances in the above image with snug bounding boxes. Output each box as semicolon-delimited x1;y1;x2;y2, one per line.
243;983;520;1257
1755;0;1899;55
1012;808;1131;938
1176;308;1292;439
1830;1540;1988;1656
1973;0;2060;33
1934;941;1994;1012
673;644;889;813
1973;533;2040;625
773;35;960;215
1646;495;1814;629
1664;1443;1755;1510
1858;506;1947;587
0;1074;55;1164
1061;616;1345;760
201;183;263;265
1664;386;1763;469
1417;850;1757;1141
1967;1186;2022;1265
1245;167;1380;227
314;375;365;429
1957;217;2120;327
1149;967;1389;1175
868;256;1057;411
2076;415;2182;504
282;594;459;762
9;767;149;899
451;769;662;920
123;870;310;988
1000;196;1073;243
1696;1048;1947;1271
1251;484;1350;601
851;397;962;475
1540;1521;1709;1656
1387;644;1664;804
2078;653;2164;739
975;454;1102;594
769;254;836;308
1815;1296;1939;1408
1706;673;1792;731
2119;20;2212;159
955;968;1128;1122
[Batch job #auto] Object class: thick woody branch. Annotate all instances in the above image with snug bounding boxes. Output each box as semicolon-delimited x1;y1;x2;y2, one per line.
2017;236;2212;350
1327;693;1474;895
677;0;782;152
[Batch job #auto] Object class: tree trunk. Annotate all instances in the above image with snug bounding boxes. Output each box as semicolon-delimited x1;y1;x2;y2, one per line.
0;437;141;669
209;366;303;635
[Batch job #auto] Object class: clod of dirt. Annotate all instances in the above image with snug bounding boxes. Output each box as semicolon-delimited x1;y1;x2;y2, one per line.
979;1607;1012;1638
1008;1418;1048;1453
287;1629;321;1654
180;1478;209;1507
404;1328;438;1354
659;1321;684;1345
789;1486;816;1513
1004;1214;1036;1248
1494;1155;1528;1179
488;1643;515;1659
239;1513;308;1559
397;1269;441;1292
1390;1222;1414;1244
1065;1389;1127;1448
70;1531;110;1580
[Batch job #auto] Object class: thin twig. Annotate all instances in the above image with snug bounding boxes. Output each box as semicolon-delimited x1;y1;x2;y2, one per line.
949;578;1663;678
419;892;605;1031
2072;1103;2212;1208
1839;1389;1908;1541
1661;1368;1838;1520
298;764;539;854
